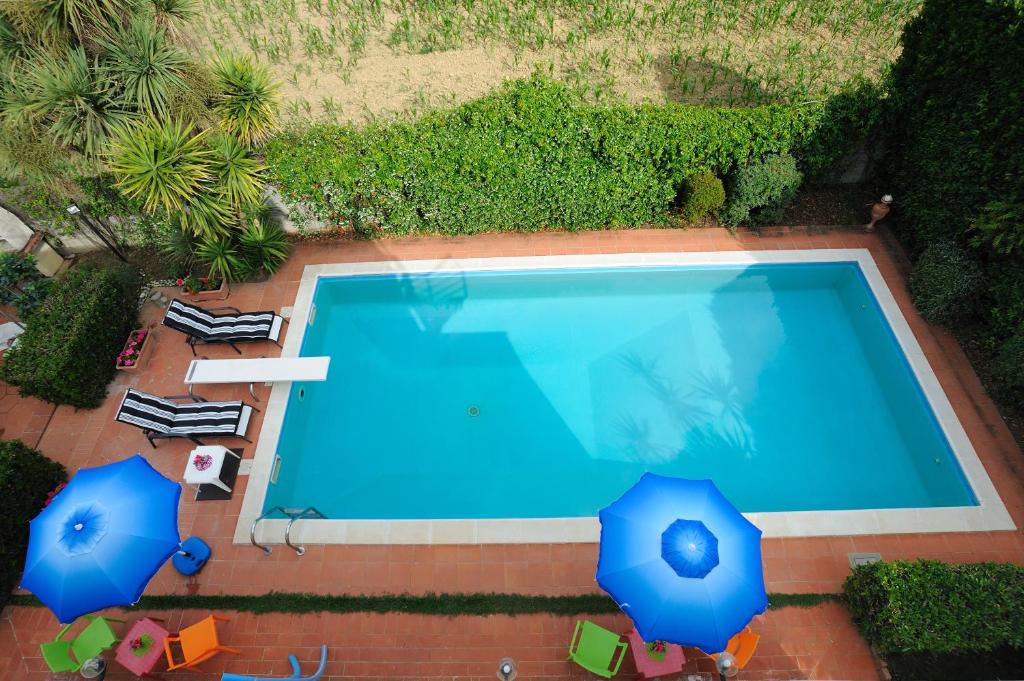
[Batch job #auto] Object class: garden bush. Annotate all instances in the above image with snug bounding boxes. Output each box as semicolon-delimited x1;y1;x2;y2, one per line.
0;440;66;611
844;560;1024;680
884;0;1024;413
719;153;802;229
2;264;143;409
267;77;863;236
680;172;725;224
908;240;984;326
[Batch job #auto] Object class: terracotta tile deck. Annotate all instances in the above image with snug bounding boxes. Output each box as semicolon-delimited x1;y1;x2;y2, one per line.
1;603;877;681
2;226;1023;680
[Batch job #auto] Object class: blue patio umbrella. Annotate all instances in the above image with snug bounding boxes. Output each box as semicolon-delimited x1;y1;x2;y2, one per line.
21;454;182;623
596;474;768;654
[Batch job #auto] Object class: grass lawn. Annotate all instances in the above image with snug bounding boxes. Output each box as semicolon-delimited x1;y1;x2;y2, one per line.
197;0;920;122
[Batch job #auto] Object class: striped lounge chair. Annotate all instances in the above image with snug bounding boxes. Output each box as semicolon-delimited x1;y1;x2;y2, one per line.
163;299;285;355
115;388;255;448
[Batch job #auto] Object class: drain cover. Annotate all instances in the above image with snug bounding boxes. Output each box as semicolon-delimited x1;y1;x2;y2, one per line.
848;552;882;568
467;406;480;417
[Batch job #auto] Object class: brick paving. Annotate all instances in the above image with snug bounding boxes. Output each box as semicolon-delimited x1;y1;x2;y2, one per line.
2;226;1023;680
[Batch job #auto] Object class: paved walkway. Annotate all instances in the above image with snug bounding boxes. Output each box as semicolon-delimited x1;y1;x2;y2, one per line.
2;226;1023;680
1;602;877;680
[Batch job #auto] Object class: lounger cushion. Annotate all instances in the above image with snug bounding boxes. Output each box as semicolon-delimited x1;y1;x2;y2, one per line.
166;400;248;436
116;389;249;437
164;300;278;343
115;389;177;434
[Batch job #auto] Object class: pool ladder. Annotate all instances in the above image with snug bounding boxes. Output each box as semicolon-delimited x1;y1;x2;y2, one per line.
250;505;326;556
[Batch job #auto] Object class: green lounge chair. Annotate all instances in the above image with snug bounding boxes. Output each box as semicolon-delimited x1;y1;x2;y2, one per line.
40;615;123;673
568;620;629;678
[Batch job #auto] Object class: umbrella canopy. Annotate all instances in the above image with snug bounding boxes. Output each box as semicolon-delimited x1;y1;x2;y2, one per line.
21;454;181;623
596;474;768;654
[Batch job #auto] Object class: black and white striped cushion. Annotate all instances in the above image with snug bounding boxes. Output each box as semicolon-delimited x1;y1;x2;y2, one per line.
164;299;276;343
116;389;245;436
116;389;177;434
168;400;245;436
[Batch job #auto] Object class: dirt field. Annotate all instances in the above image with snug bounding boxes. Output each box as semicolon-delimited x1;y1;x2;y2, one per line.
197;0;920;122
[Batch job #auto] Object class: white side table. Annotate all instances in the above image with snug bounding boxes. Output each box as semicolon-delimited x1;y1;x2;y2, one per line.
184;445;241;493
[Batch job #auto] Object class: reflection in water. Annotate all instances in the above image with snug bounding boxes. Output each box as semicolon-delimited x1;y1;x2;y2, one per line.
613;414;677;464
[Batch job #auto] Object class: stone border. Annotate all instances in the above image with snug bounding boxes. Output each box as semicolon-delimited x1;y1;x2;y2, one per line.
235;250;1015;545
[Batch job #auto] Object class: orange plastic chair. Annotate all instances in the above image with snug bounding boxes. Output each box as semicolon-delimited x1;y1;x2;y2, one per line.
715;626;760;670
163;614;241;671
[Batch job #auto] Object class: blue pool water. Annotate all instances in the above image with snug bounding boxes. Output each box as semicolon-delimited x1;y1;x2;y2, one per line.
265;263;977;518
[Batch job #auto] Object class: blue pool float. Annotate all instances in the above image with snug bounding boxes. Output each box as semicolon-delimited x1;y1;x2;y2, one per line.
221;645;327;681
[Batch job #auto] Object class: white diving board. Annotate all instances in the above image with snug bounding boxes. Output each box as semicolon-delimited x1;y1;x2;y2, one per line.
185;356;330;401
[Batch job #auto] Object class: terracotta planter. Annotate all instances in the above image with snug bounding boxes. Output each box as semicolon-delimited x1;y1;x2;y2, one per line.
116;328;156;372
181;277;229;302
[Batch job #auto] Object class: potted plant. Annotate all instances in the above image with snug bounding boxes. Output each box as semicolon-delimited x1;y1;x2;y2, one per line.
128;634;154;656
645;640;669;661
177;274;229;301
116;328;155;371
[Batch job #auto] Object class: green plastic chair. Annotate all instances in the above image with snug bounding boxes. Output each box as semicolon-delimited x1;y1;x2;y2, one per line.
40;615;124;673
568;620;629;678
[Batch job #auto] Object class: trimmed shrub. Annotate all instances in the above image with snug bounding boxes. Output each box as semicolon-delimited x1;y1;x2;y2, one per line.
844;560;1024;680
267;77;864;237
909;240;984;326
720;153;802;229
0;440;66;611
680;172;725;224
2;264;143;408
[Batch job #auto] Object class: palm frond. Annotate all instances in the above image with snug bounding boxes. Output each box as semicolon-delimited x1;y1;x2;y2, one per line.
22;47;132;156
211;53;279;148
208;131;266;209
39;0;142;41
149;0;196;41
97;16;187;118
107;117;213;213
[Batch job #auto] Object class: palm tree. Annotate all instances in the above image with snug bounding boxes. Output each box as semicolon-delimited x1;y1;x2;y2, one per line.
97;17;187;118
38;0;140;42
211;53;279;148
107;117;212;213
149;0;196;41
208;132;265;210
19;47;132;157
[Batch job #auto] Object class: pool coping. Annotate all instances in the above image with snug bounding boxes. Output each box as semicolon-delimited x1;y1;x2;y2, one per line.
234;249;1015;545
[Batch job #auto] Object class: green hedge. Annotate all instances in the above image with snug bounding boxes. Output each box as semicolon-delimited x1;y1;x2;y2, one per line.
2;264;143;409
267;77;868;236
0;440;66;612
886;0;1024;411
844;560;1024;680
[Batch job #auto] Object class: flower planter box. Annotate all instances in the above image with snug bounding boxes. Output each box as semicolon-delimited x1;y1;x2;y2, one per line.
180;277;229;302
116;328;156;372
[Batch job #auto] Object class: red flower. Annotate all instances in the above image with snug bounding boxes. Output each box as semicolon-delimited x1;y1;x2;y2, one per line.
176;278;184;286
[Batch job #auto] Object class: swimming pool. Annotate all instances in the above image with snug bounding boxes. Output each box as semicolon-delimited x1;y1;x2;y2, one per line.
237;251;1013;543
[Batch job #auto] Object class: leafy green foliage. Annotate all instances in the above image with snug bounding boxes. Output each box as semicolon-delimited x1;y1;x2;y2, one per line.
990;328;1024;407
39;0;141;40
107;118;212;213
680;172;725;223
239;218;289;275
844;560;1024;680
9;589;838;615
885;0;1024;415
0;253;52;319
97;16;188;117
268;77;851;236
909;240;984;326
149;0;196;40
196;235;242;281
0;439;66;612
19;46;132;157
720;153;802;229
2;264;143;408
212;53;279;148
208;132;266;209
